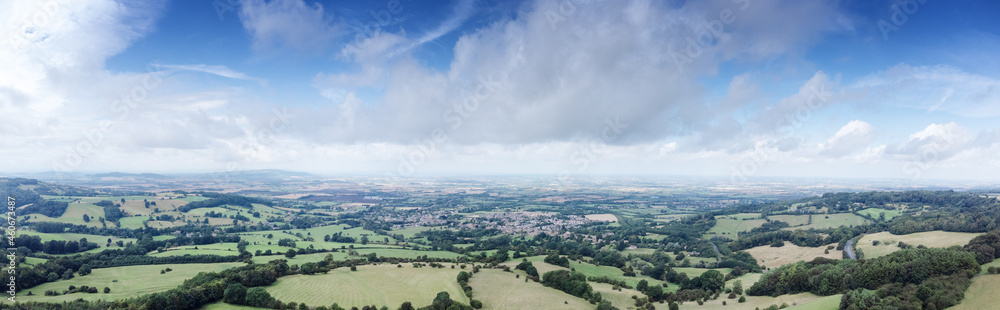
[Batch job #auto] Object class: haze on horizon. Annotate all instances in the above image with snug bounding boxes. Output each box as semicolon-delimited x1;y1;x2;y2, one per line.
2;0;999;181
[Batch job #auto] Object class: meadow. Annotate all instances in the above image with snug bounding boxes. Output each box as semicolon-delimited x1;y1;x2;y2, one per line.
18;263;243;303
949;274;1000;310
468;269;593;310
769;214;811;226
705;213;767;237
265;264;468;309
855;208;902;221
856;231;982;258
744;243;841;269
679;292;838;310
782;213;869;231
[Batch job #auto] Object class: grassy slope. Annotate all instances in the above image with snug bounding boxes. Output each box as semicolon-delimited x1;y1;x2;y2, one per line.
265;264;468;309
468;269;593;310
856;231;982;259
18;263;242;303
949;274;1000;310
744;243;842;270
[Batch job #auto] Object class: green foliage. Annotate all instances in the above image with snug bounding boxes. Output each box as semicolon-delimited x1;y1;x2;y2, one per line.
540;270;595;301
223;283;247;304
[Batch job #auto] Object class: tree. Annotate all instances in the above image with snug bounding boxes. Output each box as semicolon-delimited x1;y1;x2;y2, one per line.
285;249;297;258
733;280;743;295
78;264;92;276
637;279;649;292
224;283;247;304
432;292;453;310
244;287;275;307
82;214;90;222
469;299;482;309
103;287;110;294
738;296;746;303
398;301;414;310
361;235;369;245
596;300;617;310
668;302;679;310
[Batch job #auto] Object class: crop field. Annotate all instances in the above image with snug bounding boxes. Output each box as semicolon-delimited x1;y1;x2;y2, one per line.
783;213;869;230
266;264;468;309
584;213;618;222
468;269;592;310
744;243;841;269
950;274;1000;310
857;231;982;258
769;214;811;226
856;208;902;221
18;262;242;303
679;292;835;310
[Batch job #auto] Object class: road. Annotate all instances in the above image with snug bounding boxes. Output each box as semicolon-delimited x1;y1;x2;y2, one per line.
710;242;722;260
845;239;857;260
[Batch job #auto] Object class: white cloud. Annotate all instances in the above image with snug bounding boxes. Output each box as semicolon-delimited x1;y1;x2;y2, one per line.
852;64;1000;118
820;120;875;157
152;64;268;86
238;0;341;53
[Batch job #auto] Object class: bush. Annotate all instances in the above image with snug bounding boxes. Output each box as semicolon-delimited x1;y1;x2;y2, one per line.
738;296;746;303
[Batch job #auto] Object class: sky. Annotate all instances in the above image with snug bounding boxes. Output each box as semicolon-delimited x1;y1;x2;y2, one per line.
1;0;999;182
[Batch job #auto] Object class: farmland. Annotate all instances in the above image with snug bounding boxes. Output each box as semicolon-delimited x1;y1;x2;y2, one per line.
265;264;468;309
468;269;593;310
17;263;242;303
744;243;841;269
856;231;983;258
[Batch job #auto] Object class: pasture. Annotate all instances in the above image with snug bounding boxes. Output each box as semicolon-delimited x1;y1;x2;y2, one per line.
744;243;841;269
265;264;468;309
468;269;592;310
769;214;811;227
783;213;869;231
705;215;767;237
679;292;836;310
856;208;902;221
949;274;1000;310
856;231;982;259
17;263;242;303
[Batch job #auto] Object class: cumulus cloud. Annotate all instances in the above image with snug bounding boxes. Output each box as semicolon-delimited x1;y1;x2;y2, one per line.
820;120;875;157
306;0;851;147
238;0;341;53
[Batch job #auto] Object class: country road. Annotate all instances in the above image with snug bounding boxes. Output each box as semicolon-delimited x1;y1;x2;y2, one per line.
710;242;722;260
845;239;857;260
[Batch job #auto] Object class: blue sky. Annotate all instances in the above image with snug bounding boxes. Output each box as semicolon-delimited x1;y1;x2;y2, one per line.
1;0;999;182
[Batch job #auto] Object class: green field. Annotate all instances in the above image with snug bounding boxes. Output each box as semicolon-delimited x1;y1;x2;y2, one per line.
680;292;835;310
857;231;982;259
979;258;1000;275
469;269;593;310
504;256;678;291
788;294;842;310
949;274;1000;310
705;215;767;237
18;231;136;250
783;213;869;231
673;267;733;278
266;264;468;309
856;208;903;221
769;214;811;226
200;302;267;310
591;282;645;309
18;263;243;303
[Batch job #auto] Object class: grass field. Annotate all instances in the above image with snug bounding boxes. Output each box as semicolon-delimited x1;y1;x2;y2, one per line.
745;243;841;269
592;282;645;309
769;214;811;226
783;213;869;231
673;267;733;278
200;302;267;310
949;274;1000;310
979;258;1000;275
788;294;842;310
469;269;593;310
679;292;835;310
19;231;135;251
727;273;763;290
705;216;767;237
266;264;468;309
856;231;982;259
18;263;242;303
856;208;902;221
